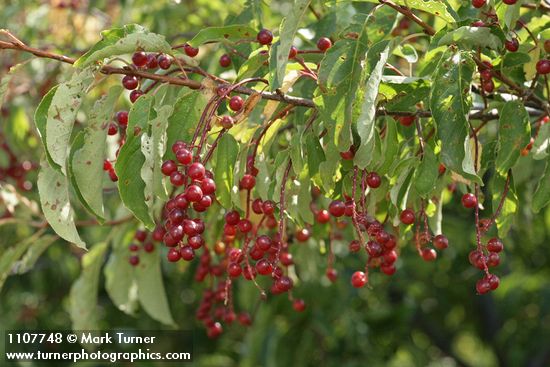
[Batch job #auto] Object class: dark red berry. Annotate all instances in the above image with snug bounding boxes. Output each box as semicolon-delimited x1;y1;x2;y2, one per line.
188;162;206;180
219;54;231;68
317;37;332;52
487;238;503;253
185;185;203;202
326;268;338;282
167;248;181;262
349;240;361;253
316;209;330;224
220;115;234;129
135;230;147;242
129;243;139;252
252;198;263;214
170;171;185;186
238;219;252;233
103;159;112;171
225;211;240;225
487;274;500;290
262;201;275;215
143;242;155;252
398;116;415;127
433;234;449;250
116;111;129;126
132;51;148;67
421;248;437;261
366;172;381;188
256;235;272;251
288;46;298;59
157;54;172;69
295;228;310;242
176;148;192;165
240;174;256;190
329;200;346;217
472;0;486;8
107;123;118;135
146;54;158;69
228;263;242;277
108;169;118;182
340;149;354;160
462;193;477;208
129;89;144;103
200;178;216;195
184;44;199;57
505;38;519;52
400;209;415;225
351;271;367;288
480;69;492;81
503;0;517;4
257;29;273;45
129;255;140;266
229;96;244;112
293;299;306;312
476;277;491;294
536;59;550;75
161;160;177;176
483;80;494;93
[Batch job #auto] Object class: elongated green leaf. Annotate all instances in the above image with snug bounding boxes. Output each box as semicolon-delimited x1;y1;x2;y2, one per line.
491;173;517;237
439;27;502;50
115;96;155;229
318;127;341;193
306;133;326;177
74;24;172;68
68;86;122;221
355;41;393;168
298;172;314;224
34;68;94;173
532;123;550;160
16;235;58;274
165;91;208;158
70;242;108;331
188;25;256;46
38;161;86;249
135;248;175;326
495;101;531;174
378;117;399;175
415;144;439;197
0;230;45;291
237;50;268;80
269;0;311;90
104;224;138;315
214;134;239;208
533;159;550;213
430;48;480;183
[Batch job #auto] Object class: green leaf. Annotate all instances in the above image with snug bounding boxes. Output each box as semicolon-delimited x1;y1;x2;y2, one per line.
439;27;502;50
214;134;239;208
533;159;550;213
188;25;257;46
268;0;311;90
378;118;399;175
355;0;456;22
415;144;439;197
135;248;175;326
502;52;531;69
74;24;172;68
298;172;314;224
0;230;45;291
495;101;531;175
35;68;95;173
16;235;58;274
38;161;86;249
491;173;517;237
237;50;269;80
429;48;480;184
305;132;326;177
104;225;138;315
532;123;550;160
165;91;208;158
0;62;26;109
68;86;122;221
395;44;418;64
498;0;525;30
70;242;108;331
115;95;156;230
355;41;393;168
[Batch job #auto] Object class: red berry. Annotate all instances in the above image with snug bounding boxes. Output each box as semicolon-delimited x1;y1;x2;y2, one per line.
433;234;449;250
400;209;415;225
108;169;118;182
176;148;192;165
184;44;199;57
170;171;185;186
295;228;310;242
421;248;437;261
536;59;550;75
316;209;330;224
103;159;112;171
229;96;244;112
293;299;306;312
220;115;234;129
135;230;147;242
487;274;500;290
256;259;272;275
398;116;415;127
366;241;383;257
480;69;492;81
326;268;338;282
482;80;494;93
317;37;332;52
505;38;519;52
487;252;500;267
472;0;486;8
329;200;346;217
256;235;272;251
132;51;148;67
240;174;256;190
200;178;216;195
462;193;477;208
179;245;195;261
207;322;223;338
188;162;205;180
146;54;158;69
503;0;517;4
157;54;172;69
383;250;398;264
348;240;361;253
143;242;155;252
185;185;203;202
262;201;275;215
167;248;181;262
129;243;139;252
161;160;177;176
219;54;231;67
275;276;293;292
115;111;129;127
129;255;140;266
252;198;263;214
129;89;144;103
107;123;118;135
225;210;240;225
471;20;485;27
228;263;242;277
476;277;491;294
351;271;368;288
256;29;273;45
366;172;381;188
288;46;298;59
238;219;252;233
487;238;503;253
381;264;396;276
340;149;354;160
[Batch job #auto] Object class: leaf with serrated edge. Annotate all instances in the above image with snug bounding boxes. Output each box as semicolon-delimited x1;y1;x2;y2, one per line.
188;25;257;46
38;160;86;249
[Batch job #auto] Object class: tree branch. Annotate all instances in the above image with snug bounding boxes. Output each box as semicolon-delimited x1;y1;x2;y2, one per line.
379;0;436;36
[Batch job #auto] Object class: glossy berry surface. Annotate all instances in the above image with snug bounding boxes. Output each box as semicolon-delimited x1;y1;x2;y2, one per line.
351;271;368;288
536;59;550;75
400;209;415;225
366;172;381;188
132;51;148;67
462;193;478;208
219;54;231;67
256;29;273;45
229;96;244;112
317;37;332;52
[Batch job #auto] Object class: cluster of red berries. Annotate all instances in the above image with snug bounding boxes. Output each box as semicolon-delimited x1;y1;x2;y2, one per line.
127;229;156;266
122;51;172;103
0;135;36;192
103;110;131;182
469;237;502;294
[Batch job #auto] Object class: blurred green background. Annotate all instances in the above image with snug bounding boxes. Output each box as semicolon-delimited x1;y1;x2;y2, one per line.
1;1;549;366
